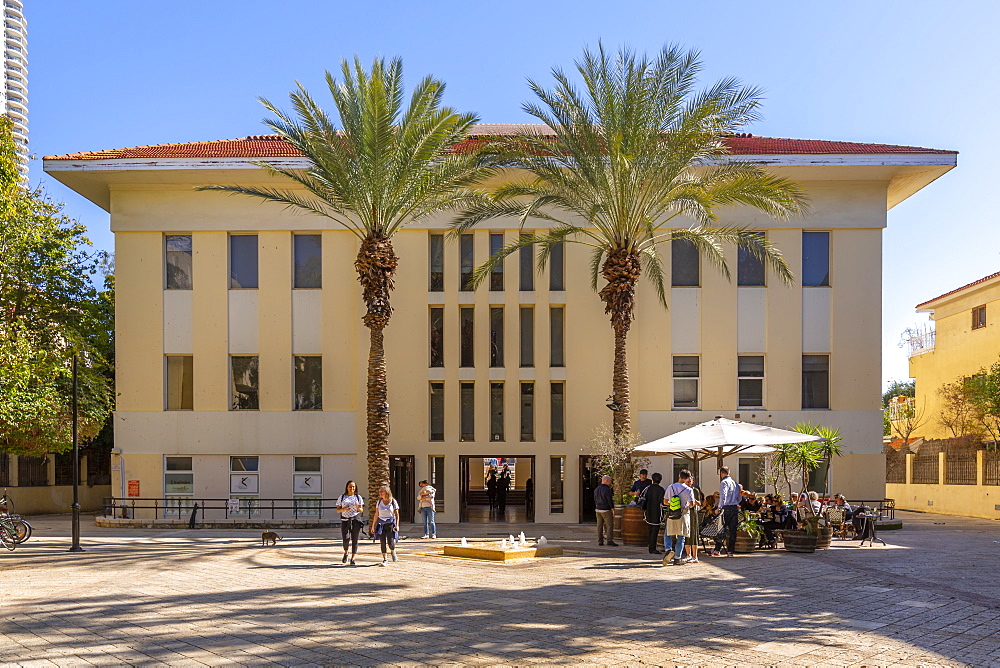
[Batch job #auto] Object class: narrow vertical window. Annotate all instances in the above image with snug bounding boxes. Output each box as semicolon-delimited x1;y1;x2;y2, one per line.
460;382;475;441
802;355;830;409
429;307;444;367
672;356;699;409
549;242;564;291
520;382;535;441
460;307;474;367
490;382;504;442
549;307;564;367
519;236;534;291
972;305;987;330
802;231;830;287
460;234;474;291
737;232;765;287
229;235;259;289
429;383;444;441
550;382;565;441
737;355;764;409
293;356;323;410
550;456;565;513
165;355;193;410
519;307;534;367
429;234;444;292
293;234;322;288
231;356;260;410
489;233;504;291
490;307;504;367
165;235;192;289
671;238;699;287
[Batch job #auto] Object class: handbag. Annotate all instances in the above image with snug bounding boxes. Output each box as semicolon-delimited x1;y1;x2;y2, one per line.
700;513;724;538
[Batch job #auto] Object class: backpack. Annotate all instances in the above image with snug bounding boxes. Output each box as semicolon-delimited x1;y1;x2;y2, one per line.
665;484;684;520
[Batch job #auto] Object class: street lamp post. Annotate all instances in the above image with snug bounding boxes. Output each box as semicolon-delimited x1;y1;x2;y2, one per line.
68;354;83;553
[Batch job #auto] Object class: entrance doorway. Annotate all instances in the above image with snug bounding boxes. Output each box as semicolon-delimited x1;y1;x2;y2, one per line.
579;455;601;523
389;455;415;523
459;455;535;523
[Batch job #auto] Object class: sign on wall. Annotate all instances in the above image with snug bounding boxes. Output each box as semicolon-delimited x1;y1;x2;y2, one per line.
127;480;140;497
230;474;259;494
226;498;241;514
293;474;321;495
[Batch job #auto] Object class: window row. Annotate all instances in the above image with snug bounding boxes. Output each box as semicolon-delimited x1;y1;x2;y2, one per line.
165;234;323;290
430;306;564;368
671;231;830;288
165;355;323;411
429;382;565;443
671;354;830;410
429;234;564;292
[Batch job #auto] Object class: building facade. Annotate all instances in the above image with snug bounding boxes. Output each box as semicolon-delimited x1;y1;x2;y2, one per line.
2;0;27;170
45;127;956;523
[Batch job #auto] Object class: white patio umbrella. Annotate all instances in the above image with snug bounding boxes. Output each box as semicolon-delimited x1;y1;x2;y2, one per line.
633;416;826;471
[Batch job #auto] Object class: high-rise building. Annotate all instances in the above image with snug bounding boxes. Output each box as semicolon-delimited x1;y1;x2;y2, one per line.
2;0;27;172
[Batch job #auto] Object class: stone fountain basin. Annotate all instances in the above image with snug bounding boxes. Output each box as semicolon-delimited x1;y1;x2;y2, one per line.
442;543;564;561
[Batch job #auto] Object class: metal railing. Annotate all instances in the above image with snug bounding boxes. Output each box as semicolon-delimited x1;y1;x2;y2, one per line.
986;451;1000;486
911;453;940;484
945;452;978;485
102;497;342;522
885;450;906;484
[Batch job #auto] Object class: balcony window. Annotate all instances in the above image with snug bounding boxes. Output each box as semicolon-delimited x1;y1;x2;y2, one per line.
489;233;504;291
429;234;444;292
229;235;259;289
460;307;474;367
429;383;444;441
737;233;765;287
293;234;322;289
737;356;764;409
519;236;534;291
293;356;322;410
460;382;475;441
231;356;260;410
165;356;194;410
460;234;474;291
802;355;830;409
549;242;564;291
673;356;699;409
165;235;192;290
429;308;444;367
671;238;699;287
490;307;504;367
802;231;830;287
490;382;504;442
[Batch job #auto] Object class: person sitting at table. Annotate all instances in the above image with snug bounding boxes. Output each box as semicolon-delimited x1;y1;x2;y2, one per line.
739;490;763;513
832;493;853;520
759;495;785;548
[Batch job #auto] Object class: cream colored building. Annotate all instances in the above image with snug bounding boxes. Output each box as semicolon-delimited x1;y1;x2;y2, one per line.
44;127;956;523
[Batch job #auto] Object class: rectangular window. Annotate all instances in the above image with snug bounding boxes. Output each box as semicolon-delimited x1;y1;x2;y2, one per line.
737;233;765;287
294;456;321;472
490;307;504;367
460;307;475;367
671;238;699;287
293;356;322;410
229;235;259;289
973;305;987;330
489;233;504;291
165;234;192;289
673;356;699;409
490;382;504;442
163;456;193;511
519;236;534;291
429;234;444;292
429;307;444;367
550;382;565;441
460;233;474;291
802;354;830;409
231;456;259;472
550;456;565;513
802;231;830;287
737;355;764;409
460;382;475;441
165;456;193;471
549;242;564;291
293;234;322;289
430;456;445;512
550;307;564;367
520;382;535;441
429;383;444;441
231;356;260;410
520;307;534;367
165;355;193;410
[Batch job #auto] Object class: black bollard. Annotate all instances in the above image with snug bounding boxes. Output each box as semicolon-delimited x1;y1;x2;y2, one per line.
187;502;200;529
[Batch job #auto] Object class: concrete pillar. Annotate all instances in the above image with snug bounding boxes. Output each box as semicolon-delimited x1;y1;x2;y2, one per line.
938;451;947;486
905;453;914;485
977;450;985;486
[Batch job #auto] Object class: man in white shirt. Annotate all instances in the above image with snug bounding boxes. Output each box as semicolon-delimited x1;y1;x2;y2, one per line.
418;480;437;539
662;469;696;566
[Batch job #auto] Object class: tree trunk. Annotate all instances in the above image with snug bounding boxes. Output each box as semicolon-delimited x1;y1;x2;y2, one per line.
355;234;398;520
599;249;641;439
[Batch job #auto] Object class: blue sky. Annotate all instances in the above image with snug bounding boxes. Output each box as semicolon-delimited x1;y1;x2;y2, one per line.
25;0;999;387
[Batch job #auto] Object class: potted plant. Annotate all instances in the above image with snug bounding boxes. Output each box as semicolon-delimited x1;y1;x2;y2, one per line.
591;425;649;545
734;511;762;553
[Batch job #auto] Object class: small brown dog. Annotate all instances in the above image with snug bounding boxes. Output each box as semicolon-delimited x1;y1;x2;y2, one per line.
261;531;282;546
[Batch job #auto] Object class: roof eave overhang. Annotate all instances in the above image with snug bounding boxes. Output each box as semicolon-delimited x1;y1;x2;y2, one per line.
916;273;1000;314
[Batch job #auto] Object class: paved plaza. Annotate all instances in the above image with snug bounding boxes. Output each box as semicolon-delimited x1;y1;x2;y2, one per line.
2;511;1000;667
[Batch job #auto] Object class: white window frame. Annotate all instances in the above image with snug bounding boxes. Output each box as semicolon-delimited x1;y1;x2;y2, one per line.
737;355;765;409
672;355;700;410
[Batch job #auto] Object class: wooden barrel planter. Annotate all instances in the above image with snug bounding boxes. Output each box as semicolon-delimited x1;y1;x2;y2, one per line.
783;530;818;553
621;505;648;546
814;527;834;550
734;530;757;553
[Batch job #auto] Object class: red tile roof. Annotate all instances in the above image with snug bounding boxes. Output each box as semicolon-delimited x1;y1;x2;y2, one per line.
887;437;923;451
917;271;1000;309
45;124;957;161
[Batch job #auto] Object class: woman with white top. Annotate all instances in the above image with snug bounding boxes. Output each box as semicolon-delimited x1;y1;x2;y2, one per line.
336;480;365;565
370;485;401;566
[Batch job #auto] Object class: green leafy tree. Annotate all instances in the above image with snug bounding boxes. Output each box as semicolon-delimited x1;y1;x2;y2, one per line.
453;44;807;439
200;57;497;511
937;379;983;443
0;117;113;456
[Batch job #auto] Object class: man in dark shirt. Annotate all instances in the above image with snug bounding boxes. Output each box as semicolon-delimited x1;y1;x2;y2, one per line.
593;475;617;546
642;472;666;554
629;469;651;500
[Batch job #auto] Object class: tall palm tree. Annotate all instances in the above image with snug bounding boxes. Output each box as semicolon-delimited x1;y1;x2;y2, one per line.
201;57;496;513
453;44;808;439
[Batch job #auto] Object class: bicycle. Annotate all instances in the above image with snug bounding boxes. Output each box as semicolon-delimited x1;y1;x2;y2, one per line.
0;514;17;551
0;491;31;545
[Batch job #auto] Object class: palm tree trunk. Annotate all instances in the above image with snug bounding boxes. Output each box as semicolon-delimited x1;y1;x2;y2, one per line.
599;249;641;439
355;234;398;519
